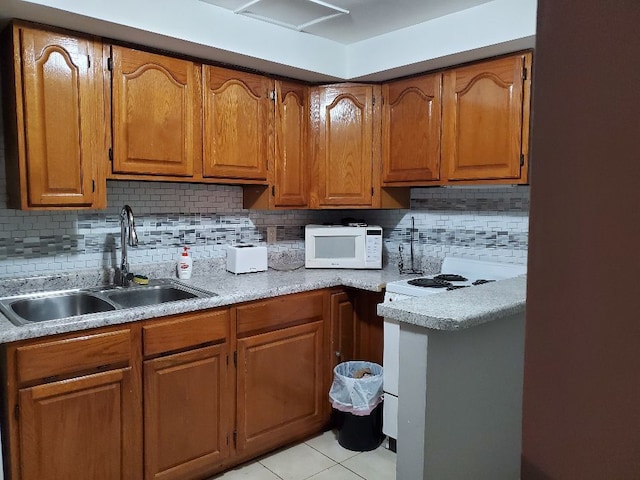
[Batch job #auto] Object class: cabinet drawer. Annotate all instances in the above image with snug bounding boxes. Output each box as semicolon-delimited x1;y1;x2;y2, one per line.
143;309;229;357
16;329;131;384
236;291;324;337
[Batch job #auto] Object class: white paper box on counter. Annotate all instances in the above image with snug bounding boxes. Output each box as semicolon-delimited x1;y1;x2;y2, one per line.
226;245;268;274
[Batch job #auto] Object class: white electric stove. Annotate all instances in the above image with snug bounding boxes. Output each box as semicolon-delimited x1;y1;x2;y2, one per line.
382;256;526;443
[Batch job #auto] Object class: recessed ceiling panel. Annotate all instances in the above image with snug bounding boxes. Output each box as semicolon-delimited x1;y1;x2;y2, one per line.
238;0;348;29
199;0;497;44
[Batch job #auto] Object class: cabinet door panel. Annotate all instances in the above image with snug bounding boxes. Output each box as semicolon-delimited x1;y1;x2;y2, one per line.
18;27;101;207
19;368;141;480
144;344;229;480
203;66;270;180
274;81;308;207
443;54;527;181
237;321;324;456
112;46;199;176
382;74;442;183
330;291;356;367
314;85;375;207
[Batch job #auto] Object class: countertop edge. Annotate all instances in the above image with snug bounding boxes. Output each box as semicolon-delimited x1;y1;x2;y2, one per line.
376;275;527;331
0;267;398;343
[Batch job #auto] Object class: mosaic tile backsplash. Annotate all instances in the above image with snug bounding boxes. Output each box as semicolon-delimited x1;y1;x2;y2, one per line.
0;100;529;279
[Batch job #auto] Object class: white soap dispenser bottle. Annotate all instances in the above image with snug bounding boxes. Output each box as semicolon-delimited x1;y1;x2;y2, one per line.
177;246;192;279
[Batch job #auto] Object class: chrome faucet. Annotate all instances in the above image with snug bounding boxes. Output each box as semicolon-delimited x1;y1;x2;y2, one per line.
119;205;139;286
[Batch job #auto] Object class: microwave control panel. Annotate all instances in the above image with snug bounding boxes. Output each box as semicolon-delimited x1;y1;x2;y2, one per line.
365;229;383;266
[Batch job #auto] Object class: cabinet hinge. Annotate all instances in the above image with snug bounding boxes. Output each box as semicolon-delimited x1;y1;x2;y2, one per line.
520;154;525;166
269;89;276;101
14;404;19;421
108;148;113;161
107;57;113;71
233;351;237;367
372;96;376;107
522;67;528;80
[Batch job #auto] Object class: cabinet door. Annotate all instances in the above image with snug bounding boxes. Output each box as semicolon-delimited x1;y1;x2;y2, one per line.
313;84;377;208
330;290;356;368
111;46;199;176
144;344;230;480
12;26;103;208
18;368;141;480
330;290;384;369
203;66;271;181
273;80;309;207
237;321;324;457
382;73;442;184
442;53;531;181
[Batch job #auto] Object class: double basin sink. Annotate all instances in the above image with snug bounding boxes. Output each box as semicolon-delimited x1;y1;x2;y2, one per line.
0;279;216;326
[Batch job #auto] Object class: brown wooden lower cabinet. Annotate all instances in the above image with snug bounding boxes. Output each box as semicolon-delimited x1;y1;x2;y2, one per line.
234;290;329;461
3;324;143;480
330;289;384;368
143;344;230;480
18;367;139;480
236;320;325;458
1;288;385;480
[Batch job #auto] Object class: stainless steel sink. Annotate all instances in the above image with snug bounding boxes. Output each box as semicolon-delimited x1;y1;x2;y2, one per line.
0;279;215;326
0;291;117;326
103;284;201;308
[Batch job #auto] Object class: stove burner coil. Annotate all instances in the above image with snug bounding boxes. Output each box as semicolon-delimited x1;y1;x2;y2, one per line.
434;274;468;282
407;278;452;288
472;279;495;286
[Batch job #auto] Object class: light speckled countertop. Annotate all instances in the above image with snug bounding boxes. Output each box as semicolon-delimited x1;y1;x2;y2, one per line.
377;275;527;331
0;266;414;344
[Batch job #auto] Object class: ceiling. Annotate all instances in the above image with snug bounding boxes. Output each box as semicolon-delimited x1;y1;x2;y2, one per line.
0;0;536;82
200;0;495;44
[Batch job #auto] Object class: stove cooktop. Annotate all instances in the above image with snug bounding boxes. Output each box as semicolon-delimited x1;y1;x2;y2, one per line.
385;257;526;298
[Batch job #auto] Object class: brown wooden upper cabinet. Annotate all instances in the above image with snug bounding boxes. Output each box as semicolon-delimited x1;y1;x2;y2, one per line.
110;46;201;177
1;23;107;209
273;80;309;207
203;66;271;181
441;52;532;183
381;73;443;185
310;84;380;208
242;80;310;209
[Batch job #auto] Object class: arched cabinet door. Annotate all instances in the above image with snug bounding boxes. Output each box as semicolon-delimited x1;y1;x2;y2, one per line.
111;46;199;177
273;81;309;208
9;25;105;208
202;66;271;181
382;73;442;184
442;53;532;182
312;84;378;208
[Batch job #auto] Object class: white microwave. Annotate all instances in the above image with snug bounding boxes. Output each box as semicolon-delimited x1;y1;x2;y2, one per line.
305;225;383;269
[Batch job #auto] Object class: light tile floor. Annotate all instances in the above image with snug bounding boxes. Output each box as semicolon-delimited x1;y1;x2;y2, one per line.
210;431;396;480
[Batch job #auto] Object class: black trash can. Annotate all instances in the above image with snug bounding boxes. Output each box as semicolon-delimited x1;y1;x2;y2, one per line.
329;361;384;452
337;402;384;451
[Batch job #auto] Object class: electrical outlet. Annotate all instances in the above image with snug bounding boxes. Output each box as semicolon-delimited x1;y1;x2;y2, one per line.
266;226;277;244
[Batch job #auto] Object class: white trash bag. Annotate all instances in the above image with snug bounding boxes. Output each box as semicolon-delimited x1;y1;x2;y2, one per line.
329;361;383;416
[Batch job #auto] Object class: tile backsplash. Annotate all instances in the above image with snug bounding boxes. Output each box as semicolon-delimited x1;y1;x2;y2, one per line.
0;97;529;279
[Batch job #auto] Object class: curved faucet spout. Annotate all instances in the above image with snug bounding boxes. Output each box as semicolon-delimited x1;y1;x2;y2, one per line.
120;205;139;286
